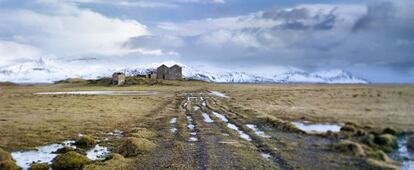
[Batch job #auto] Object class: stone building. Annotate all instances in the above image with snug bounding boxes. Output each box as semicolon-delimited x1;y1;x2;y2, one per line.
148;64;182;80
112;72;126;86
146;70;157;79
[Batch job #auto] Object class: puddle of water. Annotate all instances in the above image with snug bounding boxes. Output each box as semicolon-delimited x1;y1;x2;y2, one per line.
390;137;414;170
11;140;109;170
170;118;177;124
210;91;229;98
202;113;214;123
34;91;158;96
227;123;252;141
212;111;228;122
292;121;342;133
246;124;271;138
260;152;272;160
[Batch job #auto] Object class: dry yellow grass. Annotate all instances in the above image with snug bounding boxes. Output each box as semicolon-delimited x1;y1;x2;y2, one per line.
214;84;414;131
1;82;413;152
0;81;207;150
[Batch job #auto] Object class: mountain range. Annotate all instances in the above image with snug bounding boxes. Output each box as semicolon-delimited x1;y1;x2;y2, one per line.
0;58;369;84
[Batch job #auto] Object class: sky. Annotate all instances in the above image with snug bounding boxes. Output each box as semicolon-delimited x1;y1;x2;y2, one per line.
0;0;413;83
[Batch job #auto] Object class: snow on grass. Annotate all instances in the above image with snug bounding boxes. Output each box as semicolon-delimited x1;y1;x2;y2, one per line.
227;123;252;141
212;111;228;122
210;91;229;98
292;121;341;133
11;140;110;170
246;124;271;138
170;118;177;124
202;113;214;123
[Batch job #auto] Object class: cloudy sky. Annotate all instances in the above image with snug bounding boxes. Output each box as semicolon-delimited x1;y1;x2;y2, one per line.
0;0;413;83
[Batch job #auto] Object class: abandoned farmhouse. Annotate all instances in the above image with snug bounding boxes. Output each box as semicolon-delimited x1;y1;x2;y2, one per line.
112;65;182;85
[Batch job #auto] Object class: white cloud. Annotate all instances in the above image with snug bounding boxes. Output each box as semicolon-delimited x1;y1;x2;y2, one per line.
0;1;149;59
0;41;44;66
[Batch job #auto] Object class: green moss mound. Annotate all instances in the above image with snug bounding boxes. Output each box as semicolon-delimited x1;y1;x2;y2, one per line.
0;160;21;170
107;153;124;160
340;124;356;132
51;151;90;170
0;148;13;161
28;163;49;170
407;136;414;151
382;127;398;136
117;137;156;157
333;140;365;156
53;146;86;155
75;135;96;149
374;134;398;152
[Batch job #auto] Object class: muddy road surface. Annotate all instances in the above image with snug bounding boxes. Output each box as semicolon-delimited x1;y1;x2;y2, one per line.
127;91;371;170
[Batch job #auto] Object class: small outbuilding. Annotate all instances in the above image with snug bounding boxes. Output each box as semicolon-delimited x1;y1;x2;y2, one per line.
146;70;157;79
112;72;126;86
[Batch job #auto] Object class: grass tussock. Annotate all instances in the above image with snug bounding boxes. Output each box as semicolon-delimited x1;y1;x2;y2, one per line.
116;137;156;157
373;134;398;152
28;163;49;170
53;146;86;155
259;115;304;133
365;159;399;170
0;160;21;170
333;140;365;156
75;135;96;149
84;154;131;170
0;148;20;170
51;151;90;170
127;128;157;139
0;148;12;161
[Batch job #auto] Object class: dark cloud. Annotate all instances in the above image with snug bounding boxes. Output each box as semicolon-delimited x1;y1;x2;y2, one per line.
352;1;396;31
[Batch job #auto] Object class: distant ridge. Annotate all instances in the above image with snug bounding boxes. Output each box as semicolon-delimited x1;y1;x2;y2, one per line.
0;59;368;84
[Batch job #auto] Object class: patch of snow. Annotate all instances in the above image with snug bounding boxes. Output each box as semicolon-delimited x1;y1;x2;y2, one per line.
227;123;252;141
11;140;109;170
189;137;198;142
170;118;177;124
193;106;200;111
202;113;214;123
260;152;272;160
86;144;110;161
212;111;228;122
170;128;178;133
210;91;229;98
292;122;341;133
246;124;271;138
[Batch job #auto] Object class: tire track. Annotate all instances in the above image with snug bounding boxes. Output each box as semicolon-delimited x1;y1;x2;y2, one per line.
201;93;294;170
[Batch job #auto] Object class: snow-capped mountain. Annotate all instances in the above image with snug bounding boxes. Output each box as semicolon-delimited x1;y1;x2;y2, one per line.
0;59;369;84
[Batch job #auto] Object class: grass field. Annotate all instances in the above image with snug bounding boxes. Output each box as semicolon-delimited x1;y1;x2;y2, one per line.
0;81;413;169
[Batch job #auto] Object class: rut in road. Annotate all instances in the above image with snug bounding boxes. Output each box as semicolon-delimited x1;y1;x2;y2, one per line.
180;93;289;169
